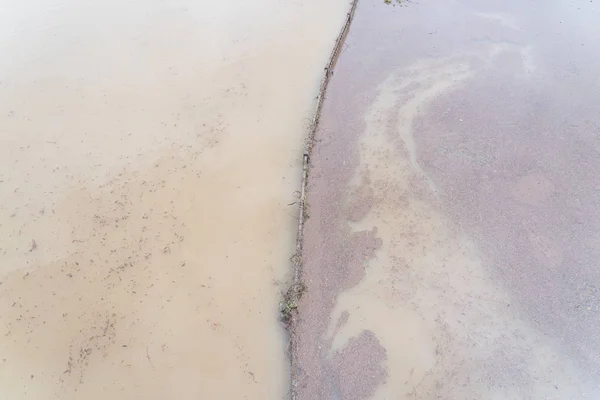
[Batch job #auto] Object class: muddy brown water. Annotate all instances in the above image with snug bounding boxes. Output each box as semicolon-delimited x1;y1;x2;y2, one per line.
0;0;350;398
295;0;600;398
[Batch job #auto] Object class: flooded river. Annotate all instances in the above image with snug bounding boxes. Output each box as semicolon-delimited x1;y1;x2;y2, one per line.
0;0;348;398
295;0;600;398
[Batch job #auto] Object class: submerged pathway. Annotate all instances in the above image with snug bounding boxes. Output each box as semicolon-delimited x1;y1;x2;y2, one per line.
294;0;600;398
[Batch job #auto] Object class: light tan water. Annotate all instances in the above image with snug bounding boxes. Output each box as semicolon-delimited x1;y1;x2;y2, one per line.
0;0;348;398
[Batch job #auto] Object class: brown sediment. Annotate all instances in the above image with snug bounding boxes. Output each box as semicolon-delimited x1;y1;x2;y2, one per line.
0;0;351;397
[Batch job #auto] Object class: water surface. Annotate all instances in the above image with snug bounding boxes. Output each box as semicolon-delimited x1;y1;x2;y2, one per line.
0;0;349;398
295;0;600;398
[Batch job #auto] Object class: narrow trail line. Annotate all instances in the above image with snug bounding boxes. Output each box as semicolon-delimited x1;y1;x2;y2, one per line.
285;0;359;398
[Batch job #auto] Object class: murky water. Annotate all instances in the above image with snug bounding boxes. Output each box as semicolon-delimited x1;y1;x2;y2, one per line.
295;0;600;398
0;0;348;398
331;60;598;398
